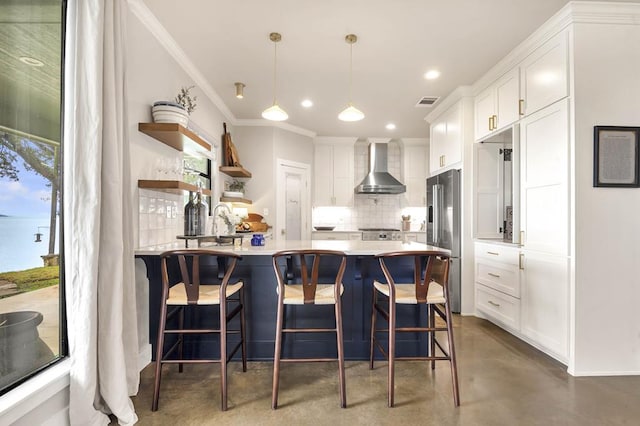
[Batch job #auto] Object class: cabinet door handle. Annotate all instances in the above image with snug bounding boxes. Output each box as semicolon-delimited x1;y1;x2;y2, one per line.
519;253;525;270
492;115;498;130
488;116;493;131
488;300;501;308
487;251;499;256
488;272;501;278
519;99;525;116
520;230;525;245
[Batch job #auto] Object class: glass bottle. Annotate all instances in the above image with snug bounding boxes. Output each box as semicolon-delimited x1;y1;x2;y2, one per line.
184;191;196;236
194;184;207;235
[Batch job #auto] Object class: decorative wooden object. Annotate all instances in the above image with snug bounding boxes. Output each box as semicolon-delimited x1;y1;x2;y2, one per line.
223;122;242;167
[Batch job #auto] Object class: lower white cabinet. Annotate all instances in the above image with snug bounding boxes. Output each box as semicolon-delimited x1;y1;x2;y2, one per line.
312;231;362;241
475;242;521;331
475;241;568;363
520;250;569;360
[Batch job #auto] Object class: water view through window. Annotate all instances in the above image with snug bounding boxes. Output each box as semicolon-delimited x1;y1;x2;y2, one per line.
0;0;65;394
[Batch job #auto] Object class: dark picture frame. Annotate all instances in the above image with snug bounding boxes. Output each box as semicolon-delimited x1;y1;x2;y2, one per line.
593;126;640;187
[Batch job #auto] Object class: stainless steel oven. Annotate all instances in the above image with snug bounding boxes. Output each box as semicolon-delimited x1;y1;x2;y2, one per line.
359;228;402;241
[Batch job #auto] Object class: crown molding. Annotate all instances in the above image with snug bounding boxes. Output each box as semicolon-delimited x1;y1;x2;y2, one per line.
424;86;473;124
128;0;317;139
237;119;317;138
471;1;640;95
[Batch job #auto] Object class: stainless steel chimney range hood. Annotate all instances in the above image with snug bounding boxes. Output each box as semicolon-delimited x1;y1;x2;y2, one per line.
355;143;406;194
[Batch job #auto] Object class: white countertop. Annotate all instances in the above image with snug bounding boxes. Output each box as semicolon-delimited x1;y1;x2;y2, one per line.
135;239;448;256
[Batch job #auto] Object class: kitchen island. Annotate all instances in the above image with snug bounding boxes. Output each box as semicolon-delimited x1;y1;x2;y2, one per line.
136;240;448;361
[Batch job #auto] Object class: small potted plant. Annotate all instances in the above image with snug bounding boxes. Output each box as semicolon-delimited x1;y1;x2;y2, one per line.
152;86;198;127
224;179;246;198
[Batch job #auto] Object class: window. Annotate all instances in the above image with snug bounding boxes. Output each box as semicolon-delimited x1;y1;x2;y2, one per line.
0;0;66;394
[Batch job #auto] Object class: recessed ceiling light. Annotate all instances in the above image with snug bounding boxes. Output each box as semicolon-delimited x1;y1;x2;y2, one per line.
301;99;313;108
19;56;44;67
424;69;441;80
386;123;396;130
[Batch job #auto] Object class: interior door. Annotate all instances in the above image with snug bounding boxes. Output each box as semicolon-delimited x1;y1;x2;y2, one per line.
276;159;310;240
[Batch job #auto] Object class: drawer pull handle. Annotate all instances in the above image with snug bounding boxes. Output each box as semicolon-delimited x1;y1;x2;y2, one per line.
488;272;500;278
488;300;501;307
487;251;499;256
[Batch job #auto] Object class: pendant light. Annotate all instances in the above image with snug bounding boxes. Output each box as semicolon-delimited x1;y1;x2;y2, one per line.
262;32;288;121
338;34;365;122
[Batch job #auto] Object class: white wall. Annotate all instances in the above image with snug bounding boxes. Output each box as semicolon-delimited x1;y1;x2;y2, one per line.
572;22;640;375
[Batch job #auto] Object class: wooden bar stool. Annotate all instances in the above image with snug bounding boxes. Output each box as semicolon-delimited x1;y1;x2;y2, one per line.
152;249;247;411
369;250;459;407
271;249;348;409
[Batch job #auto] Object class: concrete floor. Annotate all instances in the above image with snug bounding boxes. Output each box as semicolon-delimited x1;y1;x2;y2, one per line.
130;316;640;425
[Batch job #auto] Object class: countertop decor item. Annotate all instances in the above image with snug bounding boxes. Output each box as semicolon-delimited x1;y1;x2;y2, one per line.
151;86;197;127
314;226;335;231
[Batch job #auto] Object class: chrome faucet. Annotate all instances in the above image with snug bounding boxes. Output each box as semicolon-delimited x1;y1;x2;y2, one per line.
212;203;232;236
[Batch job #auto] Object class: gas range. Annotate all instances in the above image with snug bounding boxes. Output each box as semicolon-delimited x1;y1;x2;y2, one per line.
359;228;402;241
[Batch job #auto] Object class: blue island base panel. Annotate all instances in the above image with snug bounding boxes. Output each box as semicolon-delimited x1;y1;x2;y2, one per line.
139;254;432;361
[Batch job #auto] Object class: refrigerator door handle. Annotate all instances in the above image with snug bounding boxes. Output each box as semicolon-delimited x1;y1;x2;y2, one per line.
432;183;442;245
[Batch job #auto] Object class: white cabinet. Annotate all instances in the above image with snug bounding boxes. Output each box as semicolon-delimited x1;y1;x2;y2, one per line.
474;68;520;141
520;250;569;360
520;99;569;256
313;139;355;206
312;231;361;241
429;101;463;174
401;139;428;206
474;242;521;331
520;30;569;117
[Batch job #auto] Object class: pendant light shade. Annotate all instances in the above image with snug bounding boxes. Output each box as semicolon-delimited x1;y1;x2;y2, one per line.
262;32;288;121
339;34;364;122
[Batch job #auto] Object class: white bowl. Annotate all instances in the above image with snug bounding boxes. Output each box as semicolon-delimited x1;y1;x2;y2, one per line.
152;104;189;127
223;191;244;198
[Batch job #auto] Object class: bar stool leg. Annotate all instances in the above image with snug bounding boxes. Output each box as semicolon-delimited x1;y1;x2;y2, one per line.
335;298;346;408
220;300;228;411
240;287;247;372
429;304;436;370
369;289;377;370
444;301;460;406
178;307;185;373
388;297;396;408
152;304;168;411
271;296;284;409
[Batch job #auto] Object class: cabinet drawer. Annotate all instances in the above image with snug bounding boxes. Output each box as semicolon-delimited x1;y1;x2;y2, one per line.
476;259;520;298
475;242;520;265
476;284;520;331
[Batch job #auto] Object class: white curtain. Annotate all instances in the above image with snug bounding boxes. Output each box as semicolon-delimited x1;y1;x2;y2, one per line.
64;0;139;424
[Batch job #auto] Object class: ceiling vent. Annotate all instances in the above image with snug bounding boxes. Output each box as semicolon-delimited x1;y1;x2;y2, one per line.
415;96;440;107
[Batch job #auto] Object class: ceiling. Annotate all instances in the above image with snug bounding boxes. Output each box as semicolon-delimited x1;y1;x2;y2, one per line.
141;0;622;138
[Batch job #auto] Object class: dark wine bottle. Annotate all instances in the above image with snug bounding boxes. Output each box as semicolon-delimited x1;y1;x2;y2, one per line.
194;186;207;235
184;191;196;236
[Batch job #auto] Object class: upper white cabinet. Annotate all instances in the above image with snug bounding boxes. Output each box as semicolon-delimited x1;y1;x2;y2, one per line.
520;30;569;117
474;68;520;140
313;138;356;206
401;139;428;206
429;101;463;174
520;99;569;256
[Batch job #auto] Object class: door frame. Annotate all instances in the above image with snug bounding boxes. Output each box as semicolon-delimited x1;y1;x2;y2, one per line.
276;158;311;241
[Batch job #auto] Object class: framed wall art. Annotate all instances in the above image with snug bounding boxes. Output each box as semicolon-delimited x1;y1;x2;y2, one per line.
593;126;640;187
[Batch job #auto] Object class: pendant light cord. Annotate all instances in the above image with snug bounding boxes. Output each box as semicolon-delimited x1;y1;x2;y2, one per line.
348;41;353;105
273;40;278;105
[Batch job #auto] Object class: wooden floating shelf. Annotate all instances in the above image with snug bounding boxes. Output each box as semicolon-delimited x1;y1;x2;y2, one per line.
220;196;252;204
219;166;252;178
138;122;211;154
138;180;212;196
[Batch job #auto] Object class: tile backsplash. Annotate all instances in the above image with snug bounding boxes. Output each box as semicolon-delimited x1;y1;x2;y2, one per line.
138;189;183;247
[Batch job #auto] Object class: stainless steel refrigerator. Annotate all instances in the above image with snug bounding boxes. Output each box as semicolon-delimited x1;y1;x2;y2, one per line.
426;169;461;313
